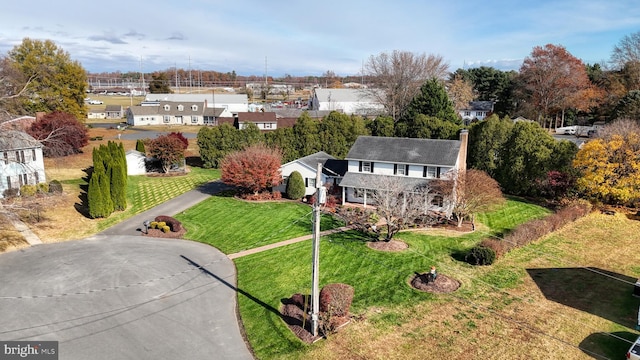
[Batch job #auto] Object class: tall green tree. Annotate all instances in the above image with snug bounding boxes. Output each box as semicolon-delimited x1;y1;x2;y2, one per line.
7;38;87;119
264;127;297;163
467;115;513;177
397;114;461;140
293;112;321;157
238;122;264;148
397;78;460;137
366;116;395;137
495;122;558;195
197;123;239;168
136;139;146;153
149;72;173;93
319;111;354;158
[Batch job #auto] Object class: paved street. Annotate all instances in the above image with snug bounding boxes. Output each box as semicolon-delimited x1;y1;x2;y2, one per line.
0;180;252;360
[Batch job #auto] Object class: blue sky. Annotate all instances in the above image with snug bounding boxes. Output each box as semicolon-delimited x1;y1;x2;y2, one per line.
1;0;639;77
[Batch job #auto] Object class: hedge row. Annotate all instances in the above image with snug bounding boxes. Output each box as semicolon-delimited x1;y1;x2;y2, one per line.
470;201;593;265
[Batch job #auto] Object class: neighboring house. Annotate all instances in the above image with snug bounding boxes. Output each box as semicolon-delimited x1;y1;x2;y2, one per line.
512;116;534;123
88;109;106;119
338;131;469;214
308;88;384;116
143;93;249;115
458;101;494;124
0;116;36;131
236;112;278;131
126;101;225;126
125;150;146;176
274;151;347;197
0;131;46;198
105;105;124;119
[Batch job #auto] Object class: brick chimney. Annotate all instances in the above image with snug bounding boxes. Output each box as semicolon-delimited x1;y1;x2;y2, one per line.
458;129;468;171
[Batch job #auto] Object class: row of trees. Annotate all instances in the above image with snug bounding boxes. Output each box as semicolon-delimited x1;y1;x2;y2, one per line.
88;142;127;218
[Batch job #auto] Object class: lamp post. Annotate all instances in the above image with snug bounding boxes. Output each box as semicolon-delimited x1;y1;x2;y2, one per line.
143;220;151;234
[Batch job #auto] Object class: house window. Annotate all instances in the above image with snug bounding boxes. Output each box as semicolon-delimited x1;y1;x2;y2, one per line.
163;105;170;111
6;176;11;189
15;151;25;164
423;166;439;178
306;178;316;188
204;117;215;125
191;116;198;123
431;195;444;207
360;161;373;173
264;123;272;129
34;172;39;183
394;164;409;176
464;111;471;117
32;149;36;162
3;152;7;164
177;105;184;111
191;105;198;111
163;116;170;123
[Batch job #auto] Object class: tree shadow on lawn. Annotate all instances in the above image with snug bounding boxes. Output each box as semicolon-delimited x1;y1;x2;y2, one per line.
579;331;638;359
73;167;92;218
195;180;236;196
527;267;640;328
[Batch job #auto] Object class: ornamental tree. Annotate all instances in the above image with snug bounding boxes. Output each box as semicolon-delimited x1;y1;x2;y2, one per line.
221;143;283;194
27;111;88;157
146;134;185;173
285;171;306;200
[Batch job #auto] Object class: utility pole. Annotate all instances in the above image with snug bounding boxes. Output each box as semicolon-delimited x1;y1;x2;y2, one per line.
311;162;324;337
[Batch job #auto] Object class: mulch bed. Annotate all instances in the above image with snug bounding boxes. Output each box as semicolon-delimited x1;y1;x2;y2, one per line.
409;272;461;293
142;227;186;239
280;294;350;344
367;239;408;251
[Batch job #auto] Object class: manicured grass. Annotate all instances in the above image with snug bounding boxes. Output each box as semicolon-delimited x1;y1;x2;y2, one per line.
175;196;344;254
94;167;220;231
178;196;551;359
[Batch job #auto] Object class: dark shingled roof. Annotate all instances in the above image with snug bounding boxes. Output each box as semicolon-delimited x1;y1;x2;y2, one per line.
345;136;461;166
294;151;347;176
339;172;429;190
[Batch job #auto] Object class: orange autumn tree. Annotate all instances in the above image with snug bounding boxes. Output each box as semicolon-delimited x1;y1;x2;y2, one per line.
221;143;283;195
519;44;596;128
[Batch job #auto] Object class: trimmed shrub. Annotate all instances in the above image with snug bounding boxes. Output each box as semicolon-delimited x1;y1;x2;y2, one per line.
479;238;511;258
156;221;167;229
136;139;146;153
149;221;158;229
49;180;63;194
319;283;354;317
3;188;19;198
36;182;49;194
154;215;182;232
161;225;171;233
19;185;37;197
271;191;282;200
285;171;306;200
465;246;496;266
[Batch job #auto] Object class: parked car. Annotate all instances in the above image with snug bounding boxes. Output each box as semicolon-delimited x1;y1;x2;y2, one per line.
87;100;103;105
627;335;640;359
564;128;576;135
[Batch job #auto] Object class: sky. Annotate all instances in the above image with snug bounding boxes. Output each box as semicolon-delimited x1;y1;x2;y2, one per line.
1;0;639;77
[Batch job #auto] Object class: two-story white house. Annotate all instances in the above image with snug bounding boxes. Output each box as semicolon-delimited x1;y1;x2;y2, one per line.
338;131;468;214
458;101;494;125
0;131;46;198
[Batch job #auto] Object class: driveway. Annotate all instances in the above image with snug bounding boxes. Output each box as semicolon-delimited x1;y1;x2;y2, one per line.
0;181;253;360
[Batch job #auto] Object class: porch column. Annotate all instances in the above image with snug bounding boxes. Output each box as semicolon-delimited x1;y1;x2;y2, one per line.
341;187;345;205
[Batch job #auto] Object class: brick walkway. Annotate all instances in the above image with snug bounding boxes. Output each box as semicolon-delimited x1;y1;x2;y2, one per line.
227;226;353;259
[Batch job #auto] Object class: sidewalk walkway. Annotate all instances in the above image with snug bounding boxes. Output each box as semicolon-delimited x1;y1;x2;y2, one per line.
227;226;353;259
6;213;42;245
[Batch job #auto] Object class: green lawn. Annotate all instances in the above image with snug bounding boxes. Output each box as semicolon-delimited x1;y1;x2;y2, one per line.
175;196;344;254
95;167;220;231
178;197;551;359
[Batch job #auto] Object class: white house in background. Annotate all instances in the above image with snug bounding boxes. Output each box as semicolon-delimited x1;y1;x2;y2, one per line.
274;151;347;197
0;131;46;198
126;101;225;126
88;109;107;119
125;150;146;175
236;112;278;131
458;101;494;124
308;88;384;116
143;93;249;115
338;131;469;214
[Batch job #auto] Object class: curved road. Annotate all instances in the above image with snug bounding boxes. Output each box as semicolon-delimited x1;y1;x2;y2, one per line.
0;181;253;360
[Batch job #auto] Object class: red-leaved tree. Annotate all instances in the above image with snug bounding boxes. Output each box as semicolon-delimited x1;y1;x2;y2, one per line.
221;143;283;194
168;132;188;150
146;134;185;173
27;111;89;157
